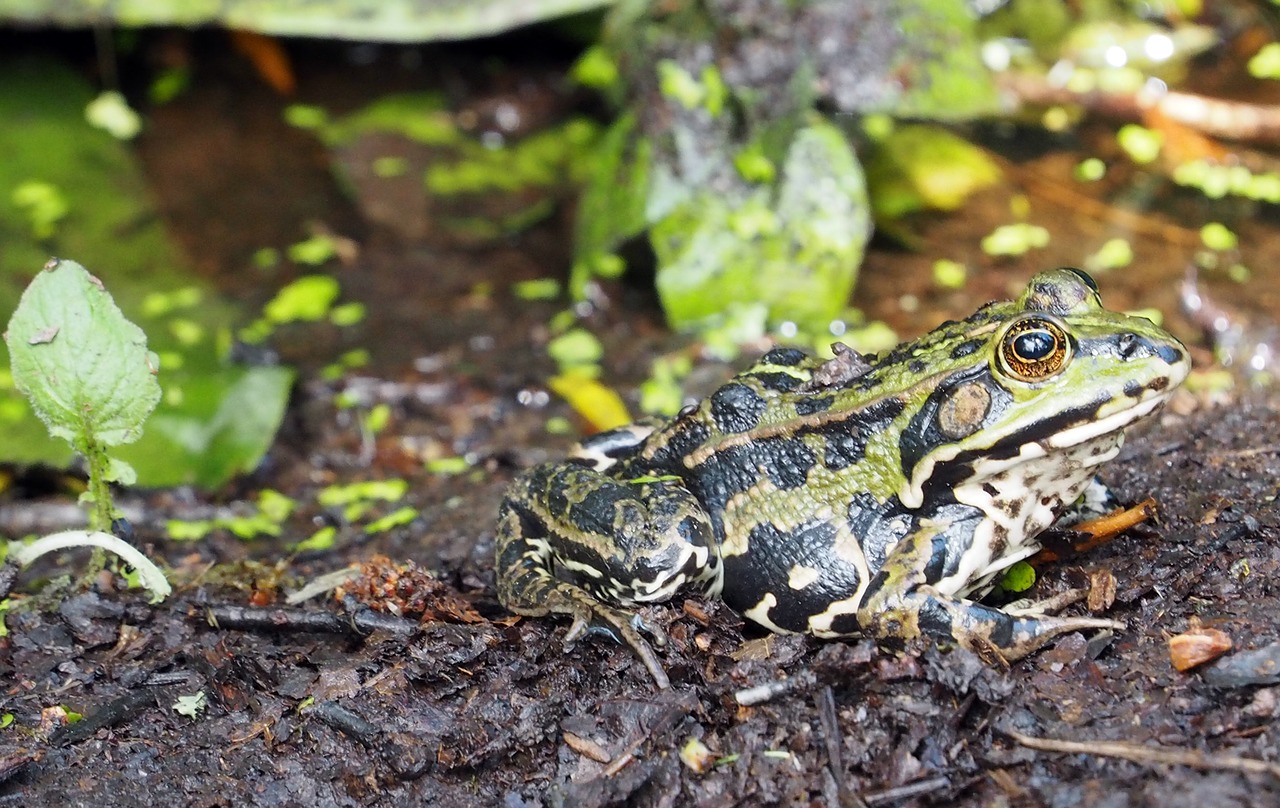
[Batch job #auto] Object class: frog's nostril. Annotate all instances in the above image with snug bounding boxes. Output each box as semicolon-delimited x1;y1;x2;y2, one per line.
1117;333;1139;359
1157;344;1185;366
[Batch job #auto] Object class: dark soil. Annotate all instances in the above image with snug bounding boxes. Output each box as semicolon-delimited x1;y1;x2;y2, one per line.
3;30;1280;808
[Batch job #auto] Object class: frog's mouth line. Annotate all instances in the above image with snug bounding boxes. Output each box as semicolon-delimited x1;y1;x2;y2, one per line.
900;375;1180;510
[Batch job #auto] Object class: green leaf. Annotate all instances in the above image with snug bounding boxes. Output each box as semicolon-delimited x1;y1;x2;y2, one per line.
264;275;340;323
172;691;207;718
997;561;1037;594
0;58;293;490
653;119;870;333
126;366;295;488
364;506;419;534
317;479;408;507
293;526;337;552
4;259;160;450
547;328;604;370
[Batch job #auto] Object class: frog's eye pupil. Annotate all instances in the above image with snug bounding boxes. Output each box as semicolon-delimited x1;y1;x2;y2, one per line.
1013;330;1055;361
1000;317;1070;382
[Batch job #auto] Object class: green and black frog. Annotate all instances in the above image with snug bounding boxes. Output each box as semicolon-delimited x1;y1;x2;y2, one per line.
496;268;1190;687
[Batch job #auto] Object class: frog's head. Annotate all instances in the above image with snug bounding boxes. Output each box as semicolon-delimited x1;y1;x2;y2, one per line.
897;267;1190;509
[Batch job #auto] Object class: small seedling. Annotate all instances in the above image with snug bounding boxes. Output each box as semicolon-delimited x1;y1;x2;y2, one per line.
172;691;207;718
2;258;170;602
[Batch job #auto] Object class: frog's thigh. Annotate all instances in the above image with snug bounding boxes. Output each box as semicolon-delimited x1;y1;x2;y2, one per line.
497;464;721;610
857;523;1119;660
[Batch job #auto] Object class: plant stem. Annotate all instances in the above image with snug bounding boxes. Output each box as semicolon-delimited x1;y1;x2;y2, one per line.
80;433;115;533
8;531;171;603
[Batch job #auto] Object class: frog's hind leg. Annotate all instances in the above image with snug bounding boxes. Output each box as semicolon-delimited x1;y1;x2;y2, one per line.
495;463;721;688
857;522;1123;662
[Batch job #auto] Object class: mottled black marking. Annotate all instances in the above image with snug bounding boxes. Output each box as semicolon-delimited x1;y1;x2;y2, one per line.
760;346;808;366
677;514;711;547
794;395;833;416
743;437;817;490
578;425;649;460
1083;333;1181;368
923;531;948;583
796;396;904;471
936;399;1107;487
1123;380;1143;398
645;419;712;469
929;501;987;581
908;358;928;375
1158;344;1184;366
752;371;806;393
720;519;862;632
822;430;867;471
844;493;916;574
689;436;819;521
575;484;642;536
827;611;861;636
950;338;983;360
948;602;1015;648
710;383;766;434
915;598;955;641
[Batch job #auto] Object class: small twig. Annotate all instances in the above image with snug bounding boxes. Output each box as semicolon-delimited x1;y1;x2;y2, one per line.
564;731;613;764
735;669;816;706
862;776;952;805
815;685;855;807
201;603;419;636
307;700;382;747
1000;71;1280;144
1206;445;1280;461
51;687;170;747
601;697;695;778
1003;727;1280;778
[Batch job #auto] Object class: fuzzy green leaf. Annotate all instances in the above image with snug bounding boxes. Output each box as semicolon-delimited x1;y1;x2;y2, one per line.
4;259;160;450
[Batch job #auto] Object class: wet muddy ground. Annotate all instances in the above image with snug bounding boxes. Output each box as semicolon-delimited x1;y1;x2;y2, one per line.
3;32;1280;807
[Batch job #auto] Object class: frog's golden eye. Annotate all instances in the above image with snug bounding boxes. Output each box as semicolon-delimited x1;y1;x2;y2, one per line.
999;317;1071;382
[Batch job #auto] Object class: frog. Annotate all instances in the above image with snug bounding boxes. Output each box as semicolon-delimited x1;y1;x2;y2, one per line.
495;268;1190;688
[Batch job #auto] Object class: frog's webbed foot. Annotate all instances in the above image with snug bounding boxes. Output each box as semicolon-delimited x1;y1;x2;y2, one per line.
859;523;1124;662
495;462;722;690
562;600;671;689
863;584;1123;662
520;584;672;689
496;502;674;688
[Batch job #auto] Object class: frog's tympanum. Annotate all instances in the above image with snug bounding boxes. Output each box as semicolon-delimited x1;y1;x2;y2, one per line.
496;269;1189;687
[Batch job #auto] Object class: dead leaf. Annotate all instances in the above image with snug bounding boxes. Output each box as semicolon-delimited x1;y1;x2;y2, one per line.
28;325;59;345
1170;624;1233;672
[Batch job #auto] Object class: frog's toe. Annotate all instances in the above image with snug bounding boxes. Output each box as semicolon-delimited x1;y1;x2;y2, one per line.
562;604;672;689
631;610;669;646
967;613;1126;661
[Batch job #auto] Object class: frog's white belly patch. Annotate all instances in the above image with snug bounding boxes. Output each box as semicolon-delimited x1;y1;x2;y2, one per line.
938;431;1125;598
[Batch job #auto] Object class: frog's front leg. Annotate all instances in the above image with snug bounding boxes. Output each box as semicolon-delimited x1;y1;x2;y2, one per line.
495;462;722;689
858;522;1123;661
